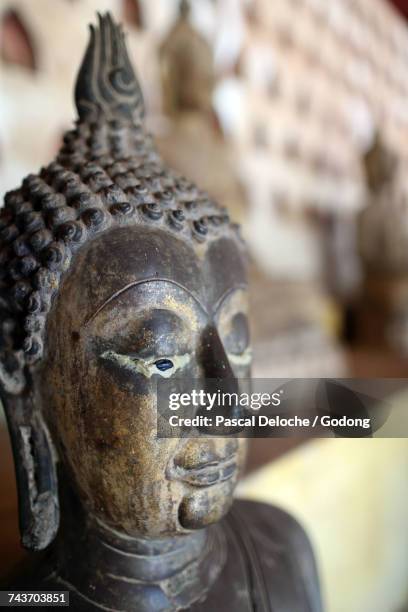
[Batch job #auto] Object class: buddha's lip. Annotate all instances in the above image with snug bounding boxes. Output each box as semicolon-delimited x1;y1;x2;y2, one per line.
172;455;238;488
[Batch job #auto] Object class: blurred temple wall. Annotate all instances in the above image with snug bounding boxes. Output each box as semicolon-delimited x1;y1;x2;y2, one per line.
239;436;408;612
2;0;408;288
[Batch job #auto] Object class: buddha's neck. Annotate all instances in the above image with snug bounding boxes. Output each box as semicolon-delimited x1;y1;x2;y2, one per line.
53;479;225;611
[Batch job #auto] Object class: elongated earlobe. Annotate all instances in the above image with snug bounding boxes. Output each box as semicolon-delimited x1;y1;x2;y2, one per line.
0;353;25;395
2;390;59;551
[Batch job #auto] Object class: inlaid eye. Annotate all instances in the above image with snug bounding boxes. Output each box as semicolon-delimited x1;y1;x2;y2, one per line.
155;358;174;372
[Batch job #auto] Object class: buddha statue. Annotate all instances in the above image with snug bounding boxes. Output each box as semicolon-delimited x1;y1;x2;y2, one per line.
0;13;322;611
159;0;214;118
157;0;246;225
357;132;408;351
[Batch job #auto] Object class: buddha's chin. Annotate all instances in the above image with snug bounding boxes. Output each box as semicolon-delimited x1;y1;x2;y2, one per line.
178;480;236;530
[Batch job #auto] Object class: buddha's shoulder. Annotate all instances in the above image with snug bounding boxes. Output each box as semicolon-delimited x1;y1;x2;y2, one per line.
223;499;323;611
230;498;311;542
229;498;313;546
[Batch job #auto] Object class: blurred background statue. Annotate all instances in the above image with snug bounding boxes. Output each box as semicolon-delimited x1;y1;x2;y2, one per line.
357;132;408;354
157;0;246;227
160;0;214;117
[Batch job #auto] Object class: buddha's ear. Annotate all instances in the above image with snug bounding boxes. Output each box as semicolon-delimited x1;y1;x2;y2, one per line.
0;357;60;551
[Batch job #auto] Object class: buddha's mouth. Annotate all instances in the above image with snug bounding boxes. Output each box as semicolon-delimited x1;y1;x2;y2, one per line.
171;455;238;488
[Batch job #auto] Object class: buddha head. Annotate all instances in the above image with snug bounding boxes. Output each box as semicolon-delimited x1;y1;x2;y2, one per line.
0;14;250;551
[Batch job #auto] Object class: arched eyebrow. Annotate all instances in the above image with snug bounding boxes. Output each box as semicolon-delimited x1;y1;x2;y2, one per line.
213;283;248;314
83;277;209;328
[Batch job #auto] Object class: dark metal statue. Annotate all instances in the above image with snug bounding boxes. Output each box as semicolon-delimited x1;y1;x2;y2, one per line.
0;13;322;611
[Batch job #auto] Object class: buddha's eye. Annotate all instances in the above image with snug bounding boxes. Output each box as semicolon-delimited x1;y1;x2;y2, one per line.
100;351;190;379
228;347;252;368
222;313;250;358
155;358;174;372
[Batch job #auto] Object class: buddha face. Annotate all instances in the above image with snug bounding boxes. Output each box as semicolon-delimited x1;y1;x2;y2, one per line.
40;225;250;537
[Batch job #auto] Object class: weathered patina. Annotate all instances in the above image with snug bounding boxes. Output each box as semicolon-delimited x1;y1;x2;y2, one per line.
0;13;322;611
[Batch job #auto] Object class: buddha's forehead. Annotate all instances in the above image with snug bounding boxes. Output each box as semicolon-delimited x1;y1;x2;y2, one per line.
61;226;246;322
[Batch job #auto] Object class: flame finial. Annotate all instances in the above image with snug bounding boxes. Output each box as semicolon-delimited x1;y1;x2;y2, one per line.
75;12;144;123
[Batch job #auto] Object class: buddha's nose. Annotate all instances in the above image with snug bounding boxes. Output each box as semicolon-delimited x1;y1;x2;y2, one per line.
200;325;235;380
198;325;243;435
